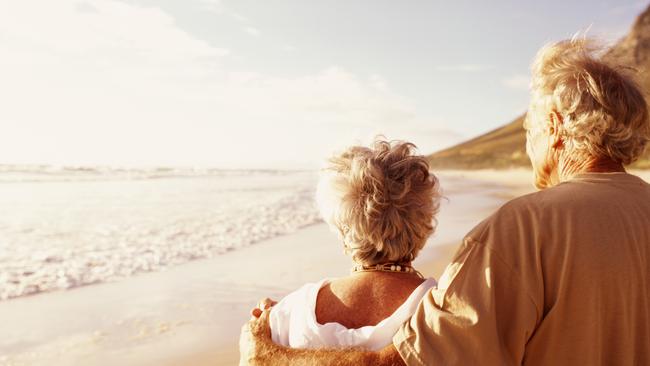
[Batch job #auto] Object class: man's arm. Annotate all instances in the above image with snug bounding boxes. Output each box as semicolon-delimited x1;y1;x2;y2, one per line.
239;309;406;366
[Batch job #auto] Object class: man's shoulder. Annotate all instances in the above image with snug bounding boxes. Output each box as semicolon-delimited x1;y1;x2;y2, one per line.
464;185;570;245
501;181;579;211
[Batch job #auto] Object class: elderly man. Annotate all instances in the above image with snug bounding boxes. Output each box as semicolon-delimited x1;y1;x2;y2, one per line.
240;38;650;365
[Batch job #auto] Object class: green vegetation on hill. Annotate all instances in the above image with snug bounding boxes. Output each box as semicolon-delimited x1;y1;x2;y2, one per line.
428;5;650;170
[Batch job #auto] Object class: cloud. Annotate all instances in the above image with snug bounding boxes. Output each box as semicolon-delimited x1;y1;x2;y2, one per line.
502;74;530;90
200;1;252;24
435;64;492;72
0;0;453;169
369;74;389;92
229;12;250;23
75;2;99;13
282;45;297;52
198;0;222;14
244;26;261;36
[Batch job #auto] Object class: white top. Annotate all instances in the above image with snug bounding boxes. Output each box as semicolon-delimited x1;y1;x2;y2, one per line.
269;277;437;351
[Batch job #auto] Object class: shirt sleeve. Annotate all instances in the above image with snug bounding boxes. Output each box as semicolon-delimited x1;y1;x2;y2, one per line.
269;292;293;347
393;237;541;365
269;284;308;347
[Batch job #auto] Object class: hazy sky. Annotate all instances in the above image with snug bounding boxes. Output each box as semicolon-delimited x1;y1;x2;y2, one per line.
0;0;647;168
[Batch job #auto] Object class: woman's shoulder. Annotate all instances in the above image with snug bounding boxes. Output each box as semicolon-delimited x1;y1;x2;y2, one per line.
273;278;330;314
316;275;437;328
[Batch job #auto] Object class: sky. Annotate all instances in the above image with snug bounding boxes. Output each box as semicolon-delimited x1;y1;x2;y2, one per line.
0;0;647;169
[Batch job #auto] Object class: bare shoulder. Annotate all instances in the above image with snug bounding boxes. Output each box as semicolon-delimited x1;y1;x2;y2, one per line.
315;274;425;328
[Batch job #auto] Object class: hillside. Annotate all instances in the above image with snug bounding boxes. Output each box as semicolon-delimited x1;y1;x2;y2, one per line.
428;5;650;170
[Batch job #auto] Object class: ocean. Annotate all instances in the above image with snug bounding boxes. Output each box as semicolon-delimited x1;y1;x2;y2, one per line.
0;166;321;300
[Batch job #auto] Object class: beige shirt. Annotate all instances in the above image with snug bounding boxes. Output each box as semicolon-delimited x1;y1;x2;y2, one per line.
394;172;650;365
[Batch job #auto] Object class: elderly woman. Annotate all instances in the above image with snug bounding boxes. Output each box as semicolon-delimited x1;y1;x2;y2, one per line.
266;139;440;351
241;38;650;366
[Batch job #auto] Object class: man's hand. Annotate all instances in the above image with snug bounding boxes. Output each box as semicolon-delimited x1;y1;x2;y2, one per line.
240;308;275;365
240;298;278;365
251;298;277;318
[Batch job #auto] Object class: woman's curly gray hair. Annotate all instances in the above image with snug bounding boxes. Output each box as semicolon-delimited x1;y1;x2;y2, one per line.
529;37;650;165
316;139;441;266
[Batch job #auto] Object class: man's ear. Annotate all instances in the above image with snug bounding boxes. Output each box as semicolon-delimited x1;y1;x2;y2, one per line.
548;110;564;149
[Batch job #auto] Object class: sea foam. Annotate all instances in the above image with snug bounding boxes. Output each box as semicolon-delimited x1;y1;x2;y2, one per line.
0;169;322;300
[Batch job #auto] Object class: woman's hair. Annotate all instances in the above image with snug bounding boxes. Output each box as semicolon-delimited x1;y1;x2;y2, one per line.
529;37;650;164
316;138;441;266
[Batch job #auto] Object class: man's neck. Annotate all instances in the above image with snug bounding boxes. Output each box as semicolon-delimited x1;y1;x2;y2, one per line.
557;155;626;182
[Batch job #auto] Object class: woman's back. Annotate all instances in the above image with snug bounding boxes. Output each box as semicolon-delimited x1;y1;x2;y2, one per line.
315;272;426;329
269;273;436;351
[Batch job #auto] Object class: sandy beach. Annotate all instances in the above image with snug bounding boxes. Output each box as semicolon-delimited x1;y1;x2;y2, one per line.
4;1;650;364
2;169;648;366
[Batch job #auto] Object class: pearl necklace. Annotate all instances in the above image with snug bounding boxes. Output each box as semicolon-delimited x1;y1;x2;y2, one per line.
351;263;424;279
